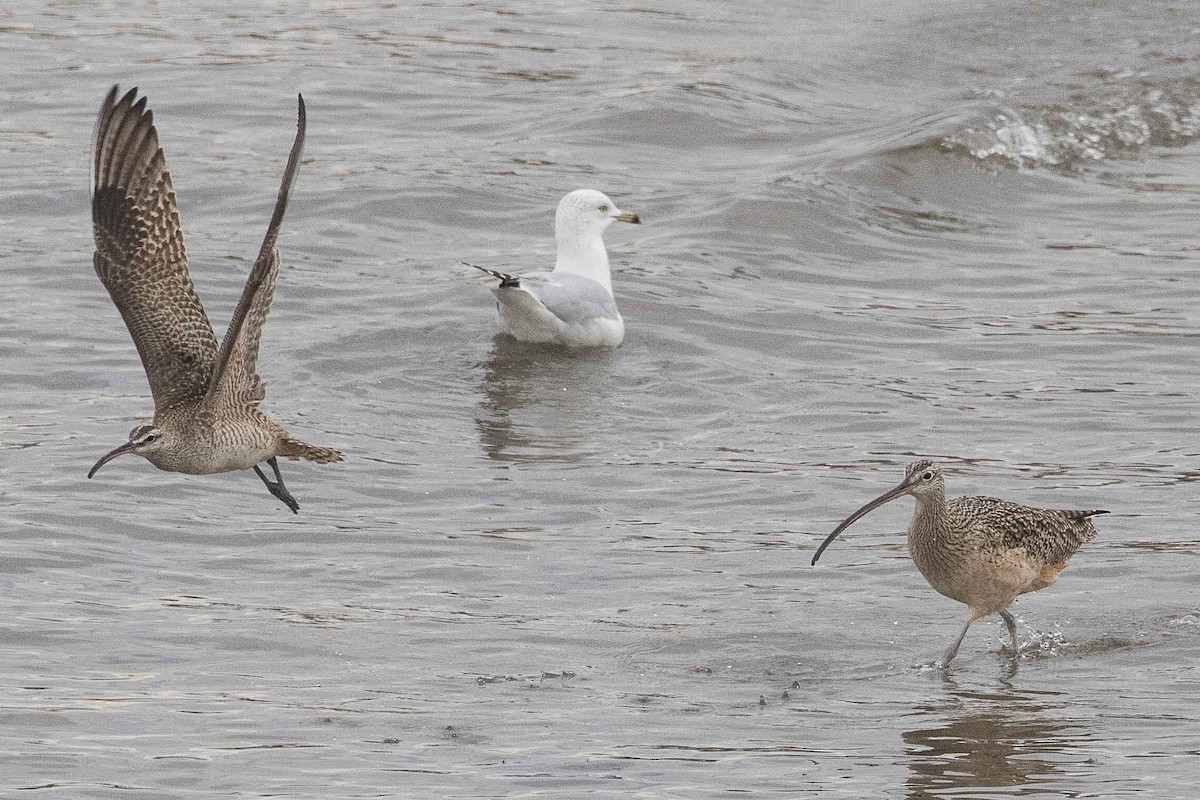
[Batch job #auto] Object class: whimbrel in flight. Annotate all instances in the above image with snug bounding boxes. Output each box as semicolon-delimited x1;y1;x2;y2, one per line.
87;85;342;513
469;189;641;347
812;461;1105;664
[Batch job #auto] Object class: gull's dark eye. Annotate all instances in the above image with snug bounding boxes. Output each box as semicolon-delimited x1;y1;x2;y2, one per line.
922;471;934;481
598;204;609;212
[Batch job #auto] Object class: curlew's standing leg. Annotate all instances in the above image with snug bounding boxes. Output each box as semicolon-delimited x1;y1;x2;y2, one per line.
999;609;1020;656
943;606;992;665
943;617;973;665
254;456;300;514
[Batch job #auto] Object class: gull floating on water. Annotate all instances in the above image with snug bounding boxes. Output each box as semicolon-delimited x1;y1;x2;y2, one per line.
469;189;641;348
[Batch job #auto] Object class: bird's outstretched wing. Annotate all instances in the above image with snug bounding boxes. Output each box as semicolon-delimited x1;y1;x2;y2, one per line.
206;94;306;406
92;85;219;408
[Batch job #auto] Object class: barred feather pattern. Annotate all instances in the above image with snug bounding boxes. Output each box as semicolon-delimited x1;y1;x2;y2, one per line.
947;495;1104;567
88;86;342;500
92;85;219;409
902;461;1105;611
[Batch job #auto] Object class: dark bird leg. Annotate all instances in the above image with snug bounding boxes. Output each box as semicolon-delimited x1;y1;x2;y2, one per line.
254;456;300;514
999;609;1020;656
943;618;972;666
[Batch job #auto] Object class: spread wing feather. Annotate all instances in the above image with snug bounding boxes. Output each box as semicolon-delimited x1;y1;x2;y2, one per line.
91;85;218;408
206;95;306;406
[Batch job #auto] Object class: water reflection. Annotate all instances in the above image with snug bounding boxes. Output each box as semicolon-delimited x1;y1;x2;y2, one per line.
475;337;616;462
904;675;1089;799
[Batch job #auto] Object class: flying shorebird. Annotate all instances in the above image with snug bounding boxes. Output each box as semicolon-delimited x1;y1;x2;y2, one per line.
87;85;342;513
468;189;641;348
812;460;1105;664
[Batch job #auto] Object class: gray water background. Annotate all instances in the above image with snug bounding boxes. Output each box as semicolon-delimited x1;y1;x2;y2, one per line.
2;1;1199;797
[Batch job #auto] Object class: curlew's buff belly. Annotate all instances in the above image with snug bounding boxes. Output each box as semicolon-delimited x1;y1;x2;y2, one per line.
914;550;1038;614
147;441;277;475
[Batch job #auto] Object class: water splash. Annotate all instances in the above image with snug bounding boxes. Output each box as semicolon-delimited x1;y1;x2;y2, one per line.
941;83;1200;171
1022;627;1068;659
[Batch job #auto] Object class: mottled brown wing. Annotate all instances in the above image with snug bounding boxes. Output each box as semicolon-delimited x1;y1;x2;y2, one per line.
92;85;218;408
952;496;1104;565
206;94;306;406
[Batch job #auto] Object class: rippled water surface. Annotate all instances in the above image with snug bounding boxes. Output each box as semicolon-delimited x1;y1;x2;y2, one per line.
3;1;1200;797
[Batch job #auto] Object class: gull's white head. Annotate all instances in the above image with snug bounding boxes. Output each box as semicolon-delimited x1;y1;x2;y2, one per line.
556;189;640;239
553;189;641;290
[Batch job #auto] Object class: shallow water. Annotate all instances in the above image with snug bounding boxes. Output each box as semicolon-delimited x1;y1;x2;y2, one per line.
3;1;1200;797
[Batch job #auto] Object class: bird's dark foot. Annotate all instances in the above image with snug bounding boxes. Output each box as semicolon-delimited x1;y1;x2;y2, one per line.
254;457;300;514
267;480;301;514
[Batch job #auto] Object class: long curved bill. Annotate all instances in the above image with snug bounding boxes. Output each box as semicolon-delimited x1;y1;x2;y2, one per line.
811;477;916;565
88;441;136;478
614;210;641;224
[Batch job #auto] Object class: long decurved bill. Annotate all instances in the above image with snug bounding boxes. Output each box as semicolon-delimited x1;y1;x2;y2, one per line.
811;476;917;565
88;441;137;478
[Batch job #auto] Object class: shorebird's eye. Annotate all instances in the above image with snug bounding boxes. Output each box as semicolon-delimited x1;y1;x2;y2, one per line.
598;204;609;212
922;471;934;481
143;434;157;444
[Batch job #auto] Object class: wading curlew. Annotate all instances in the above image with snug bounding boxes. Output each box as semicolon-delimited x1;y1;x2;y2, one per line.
812;460;1104;664
468;189;641;348
87;85;342;513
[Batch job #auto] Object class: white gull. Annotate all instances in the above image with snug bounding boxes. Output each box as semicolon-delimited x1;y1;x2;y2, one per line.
470;189;641;348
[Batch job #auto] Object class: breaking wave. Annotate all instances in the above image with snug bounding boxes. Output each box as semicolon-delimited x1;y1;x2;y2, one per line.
940;79;1200;171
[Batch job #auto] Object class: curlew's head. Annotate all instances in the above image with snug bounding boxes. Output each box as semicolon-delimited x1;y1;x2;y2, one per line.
88;424;167;478
901;460;946;498
811;460;946;565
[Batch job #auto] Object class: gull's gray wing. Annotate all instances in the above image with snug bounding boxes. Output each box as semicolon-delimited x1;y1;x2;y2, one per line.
206;94;306;407
91;85;219;409
513;272;620;326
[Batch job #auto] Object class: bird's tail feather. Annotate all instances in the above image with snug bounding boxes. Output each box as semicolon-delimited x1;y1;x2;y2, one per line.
279;438;343;464
1063;509;1107;545
462;261;520;287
